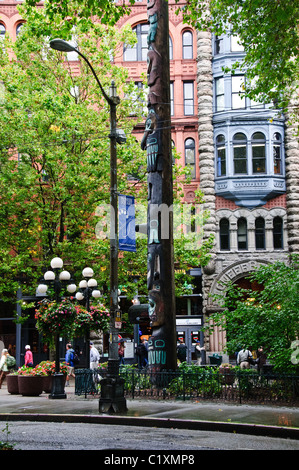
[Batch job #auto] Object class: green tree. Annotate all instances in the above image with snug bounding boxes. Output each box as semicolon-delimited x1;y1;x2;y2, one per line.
207;257;299;372
176;0;299;118
0;9;213;307
0;17;145;299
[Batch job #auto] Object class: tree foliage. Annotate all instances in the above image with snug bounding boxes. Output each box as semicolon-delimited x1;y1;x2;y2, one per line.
177;0;299;117
207;257;299;372
0;7;213;306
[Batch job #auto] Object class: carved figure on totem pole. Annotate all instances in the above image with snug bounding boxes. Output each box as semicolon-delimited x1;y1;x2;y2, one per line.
141;0;175;374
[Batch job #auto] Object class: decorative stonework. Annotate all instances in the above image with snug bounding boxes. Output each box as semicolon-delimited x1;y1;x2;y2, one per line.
208;259;270;308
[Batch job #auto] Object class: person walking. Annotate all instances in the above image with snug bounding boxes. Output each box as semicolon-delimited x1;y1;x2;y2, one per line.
90;342;100;370
118;339;126;365
237;347;254;369
177;338;187;364
0;349;9;388
256;346;267;373
24;345;33;367
136;338;148;368
195;341;205;365
65;343;75;386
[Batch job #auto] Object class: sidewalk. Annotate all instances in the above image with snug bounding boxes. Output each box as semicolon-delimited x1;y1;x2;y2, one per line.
0;381;299;440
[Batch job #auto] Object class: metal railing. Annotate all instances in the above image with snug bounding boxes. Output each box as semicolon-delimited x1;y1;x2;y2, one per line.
75;366;299;405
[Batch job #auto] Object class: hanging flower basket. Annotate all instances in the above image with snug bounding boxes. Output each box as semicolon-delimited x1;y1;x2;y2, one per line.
35;298;77;343
73;303;110;336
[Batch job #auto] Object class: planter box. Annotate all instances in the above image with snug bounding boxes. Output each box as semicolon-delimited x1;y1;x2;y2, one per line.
18;375;44;396
7;374;19;394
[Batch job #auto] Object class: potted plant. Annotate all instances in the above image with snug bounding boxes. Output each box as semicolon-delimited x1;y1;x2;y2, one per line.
6;371;19;395
17;365;47;396
218;363;235;385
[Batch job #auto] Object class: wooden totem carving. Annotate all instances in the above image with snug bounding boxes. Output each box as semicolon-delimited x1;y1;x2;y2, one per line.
142;0;176;372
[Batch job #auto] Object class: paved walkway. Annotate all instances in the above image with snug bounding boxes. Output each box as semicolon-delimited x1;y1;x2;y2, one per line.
0;381;299;440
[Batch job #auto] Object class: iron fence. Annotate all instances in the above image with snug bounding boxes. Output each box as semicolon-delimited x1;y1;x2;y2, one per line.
75;366;299;405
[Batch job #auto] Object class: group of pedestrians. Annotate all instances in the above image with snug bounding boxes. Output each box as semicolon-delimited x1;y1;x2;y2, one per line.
236;346;267;371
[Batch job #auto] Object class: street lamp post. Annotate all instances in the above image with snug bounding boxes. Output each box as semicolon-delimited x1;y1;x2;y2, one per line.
37;256;76;399
50;39;127;413
75;267;101;368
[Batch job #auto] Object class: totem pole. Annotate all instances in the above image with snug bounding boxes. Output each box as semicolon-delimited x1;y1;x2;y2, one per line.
142;0;177;373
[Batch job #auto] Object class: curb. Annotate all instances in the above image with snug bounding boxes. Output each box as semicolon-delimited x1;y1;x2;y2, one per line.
1;413;298;440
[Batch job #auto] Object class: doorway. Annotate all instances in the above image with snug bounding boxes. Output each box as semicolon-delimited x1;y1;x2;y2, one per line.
176;317;204;364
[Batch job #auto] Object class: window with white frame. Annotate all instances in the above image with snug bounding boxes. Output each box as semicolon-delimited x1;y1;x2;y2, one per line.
231;75;245;109
233;133;247;174
170;82;174;116
273;132;283;175
252;132;266;174
183;82;194;115
216;134;226;176
182;30;193;59
185;138;196;178
214;35;224;55
124;23;149;61
231;35;244;52
215;77;225;112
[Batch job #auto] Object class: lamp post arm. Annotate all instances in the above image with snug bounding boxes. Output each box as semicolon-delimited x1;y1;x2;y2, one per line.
75;49;112;106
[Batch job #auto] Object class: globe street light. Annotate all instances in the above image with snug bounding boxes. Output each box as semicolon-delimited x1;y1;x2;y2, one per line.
75;267;102;368
37;256;76;399
50;38;127;413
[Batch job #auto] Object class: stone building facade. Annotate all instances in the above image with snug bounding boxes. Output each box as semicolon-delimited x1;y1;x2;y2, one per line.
197;29;298;358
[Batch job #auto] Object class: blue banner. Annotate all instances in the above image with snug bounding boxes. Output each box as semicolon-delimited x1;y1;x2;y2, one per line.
118;194;136;252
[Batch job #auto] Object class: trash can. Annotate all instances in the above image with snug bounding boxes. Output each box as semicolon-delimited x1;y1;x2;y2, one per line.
208;354;222;366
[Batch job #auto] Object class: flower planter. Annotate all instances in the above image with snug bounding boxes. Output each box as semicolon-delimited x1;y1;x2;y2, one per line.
43;375;53;393
6;374;19;394
219;367;235;385
18;375;44;396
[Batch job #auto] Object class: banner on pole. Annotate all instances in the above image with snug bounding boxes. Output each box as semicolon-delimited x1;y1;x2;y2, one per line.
118;194;136;252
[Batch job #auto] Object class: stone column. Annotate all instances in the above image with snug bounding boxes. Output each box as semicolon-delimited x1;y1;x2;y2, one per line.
196;30;216;308
285;95;299;255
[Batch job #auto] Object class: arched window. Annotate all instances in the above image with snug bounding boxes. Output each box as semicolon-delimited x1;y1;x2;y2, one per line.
124;24;149;61
216;134;226;176
185;138;196;179
219;218;230;250
255;217;265;249
273;216;283;249
273;132;282;175
233;133;247;174
16;23;24;36
237;217;247;250
182;30;193;59
0;23;5;39
169;36;173;60
252;132;266;174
